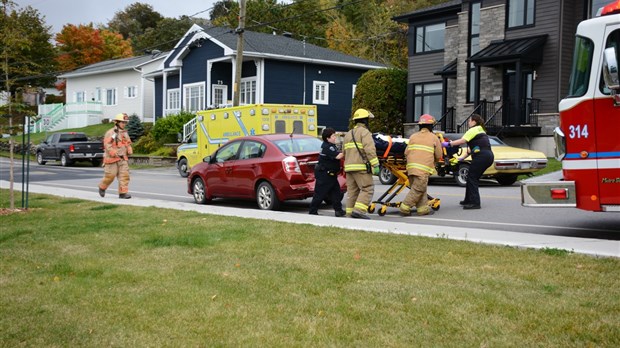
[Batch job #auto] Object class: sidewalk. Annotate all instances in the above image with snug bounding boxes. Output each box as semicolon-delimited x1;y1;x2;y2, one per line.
2;180;618;258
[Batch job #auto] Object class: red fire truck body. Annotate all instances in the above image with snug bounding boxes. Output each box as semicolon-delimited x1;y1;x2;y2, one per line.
521;2;620;212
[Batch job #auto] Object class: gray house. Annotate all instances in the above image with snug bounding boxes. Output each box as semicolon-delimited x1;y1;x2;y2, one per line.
393;0;610;154
147;24;385;131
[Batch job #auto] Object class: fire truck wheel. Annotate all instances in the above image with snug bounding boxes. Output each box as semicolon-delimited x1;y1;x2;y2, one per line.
454;163;469;187
256;181;281;210
178;158;189;177
496;174;518;186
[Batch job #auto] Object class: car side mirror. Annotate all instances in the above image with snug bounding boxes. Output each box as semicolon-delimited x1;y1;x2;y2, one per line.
603;47;620;90
177;132;183;143
203;155;211;163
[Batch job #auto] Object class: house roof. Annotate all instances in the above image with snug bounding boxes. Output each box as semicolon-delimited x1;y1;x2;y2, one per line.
58;52;168;78
467;35;548;66
175;25;385;70
434;59;457;76
392;0;462;23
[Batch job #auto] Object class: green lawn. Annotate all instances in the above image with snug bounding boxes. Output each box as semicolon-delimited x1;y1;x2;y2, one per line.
1;190;618;346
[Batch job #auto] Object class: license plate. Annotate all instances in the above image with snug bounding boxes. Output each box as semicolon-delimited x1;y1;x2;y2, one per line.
520;162;531;169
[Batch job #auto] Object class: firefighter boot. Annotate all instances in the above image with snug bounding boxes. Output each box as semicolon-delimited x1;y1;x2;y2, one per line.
98;187;105;197
119;193;132;199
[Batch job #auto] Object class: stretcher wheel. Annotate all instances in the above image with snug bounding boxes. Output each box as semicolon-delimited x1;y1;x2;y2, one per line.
428;198;441;211
378;205;388;216
368;203;376;214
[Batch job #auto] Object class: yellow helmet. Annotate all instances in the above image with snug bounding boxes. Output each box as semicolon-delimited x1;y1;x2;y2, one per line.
352;108;374;121
417;114;436;125
113;113;129;123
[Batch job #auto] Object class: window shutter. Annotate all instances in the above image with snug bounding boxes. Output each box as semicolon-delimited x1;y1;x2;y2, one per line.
123;87;128;98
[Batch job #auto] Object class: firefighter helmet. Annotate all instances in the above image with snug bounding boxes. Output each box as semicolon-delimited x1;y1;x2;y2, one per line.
417;114;436;125
113;113;129;123
352;108;374;121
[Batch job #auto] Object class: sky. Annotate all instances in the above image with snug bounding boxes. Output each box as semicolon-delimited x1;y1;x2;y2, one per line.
16;0;224;35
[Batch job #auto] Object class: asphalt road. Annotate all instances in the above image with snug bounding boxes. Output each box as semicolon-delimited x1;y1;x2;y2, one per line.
2;157;619;241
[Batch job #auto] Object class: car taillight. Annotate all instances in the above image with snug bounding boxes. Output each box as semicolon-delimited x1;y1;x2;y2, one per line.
69;144;75;152
282;156;301;173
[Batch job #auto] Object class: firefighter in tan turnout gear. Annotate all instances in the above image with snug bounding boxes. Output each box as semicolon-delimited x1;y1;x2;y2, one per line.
98;113;133;199
399;114;443;216
343;108;380;219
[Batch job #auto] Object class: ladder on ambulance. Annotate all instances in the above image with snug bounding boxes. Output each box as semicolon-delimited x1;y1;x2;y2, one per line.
182;117;197;143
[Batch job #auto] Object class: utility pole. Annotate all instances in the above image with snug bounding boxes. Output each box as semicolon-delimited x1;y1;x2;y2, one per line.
233;0;246;106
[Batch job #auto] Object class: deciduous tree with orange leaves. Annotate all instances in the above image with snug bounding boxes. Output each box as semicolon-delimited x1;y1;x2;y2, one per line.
55;24;133;93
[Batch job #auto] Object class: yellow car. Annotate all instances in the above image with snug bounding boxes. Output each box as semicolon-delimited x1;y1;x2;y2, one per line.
377;134;547;186
440;134;548;186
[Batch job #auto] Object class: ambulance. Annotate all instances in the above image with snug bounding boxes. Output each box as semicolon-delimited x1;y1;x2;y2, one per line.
521;1;620;212
176;104;318;177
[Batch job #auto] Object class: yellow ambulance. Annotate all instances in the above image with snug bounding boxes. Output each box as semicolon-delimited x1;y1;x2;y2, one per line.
176;104;318;177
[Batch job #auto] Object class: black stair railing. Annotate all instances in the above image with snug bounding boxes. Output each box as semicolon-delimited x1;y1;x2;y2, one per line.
522;98;541;125
433;107;455;133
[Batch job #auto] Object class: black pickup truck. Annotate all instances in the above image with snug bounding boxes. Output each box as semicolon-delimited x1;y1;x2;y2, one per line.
36;132;104;167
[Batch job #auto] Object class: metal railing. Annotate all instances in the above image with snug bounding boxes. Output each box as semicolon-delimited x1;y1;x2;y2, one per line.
522;98;540;125
433;107;455;133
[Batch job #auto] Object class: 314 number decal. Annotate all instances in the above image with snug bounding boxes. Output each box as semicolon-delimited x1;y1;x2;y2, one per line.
568;124;589;139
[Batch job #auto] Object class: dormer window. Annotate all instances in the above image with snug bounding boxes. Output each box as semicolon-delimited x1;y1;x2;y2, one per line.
507;0;535;28
415;22;445;53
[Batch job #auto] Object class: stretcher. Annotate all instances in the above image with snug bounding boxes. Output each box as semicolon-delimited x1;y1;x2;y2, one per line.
369;133;444;216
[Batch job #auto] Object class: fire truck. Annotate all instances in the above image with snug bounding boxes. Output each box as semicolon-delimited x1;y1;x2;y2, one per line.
521;1;620;212
176;104;318;177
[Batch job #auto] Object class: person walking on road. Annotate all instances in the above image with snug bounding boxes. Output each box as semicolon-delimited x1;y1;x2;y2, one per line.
399;114;443;216
442;114;494;209
309;128;346;217
98;113;133;199
342;108;380;219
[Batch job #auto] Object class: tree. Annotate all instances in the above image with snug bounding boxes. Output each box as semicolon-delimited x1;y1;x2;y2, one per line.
106;3;163;52
352;68;407;135
1;0;48;210
133;16;209;53
126;114;144;142
55;24;133;93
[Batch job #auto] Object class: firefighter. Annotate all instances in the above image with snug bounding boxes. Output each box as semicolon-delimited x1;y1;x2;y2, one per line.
399;114;443;216
442;114;494;209
98;113;133;199
343;108;380;219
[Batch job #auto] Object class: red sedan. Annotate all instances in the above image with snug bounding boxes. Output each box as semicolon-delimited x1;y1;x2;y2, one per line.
187;134;346;210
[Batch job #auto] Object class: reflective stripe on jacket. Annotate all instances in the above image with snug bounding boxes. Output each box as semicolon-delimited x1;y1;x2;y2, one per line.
103;127;133;164
405;128;442;176
343;124;378;172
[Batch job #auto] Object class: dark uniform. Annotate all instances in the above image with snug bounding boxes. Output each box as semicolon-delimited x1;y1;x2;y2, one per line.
309;141;344;215
461;126;494;207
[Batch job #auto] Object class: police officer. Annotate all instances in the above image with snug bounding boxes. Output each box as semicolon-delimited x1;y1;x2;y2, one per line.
309;128;346;217
400;114;443;216
343;108;380;219
442;114;494;209
98;113;133;199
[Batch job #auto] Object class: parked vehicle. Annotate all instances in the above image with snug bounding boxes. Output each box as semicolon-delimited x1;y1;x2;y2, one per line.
378;134;547;187
187;134;346;210
522;2;620;212
177;104;318;177
36;132;104;167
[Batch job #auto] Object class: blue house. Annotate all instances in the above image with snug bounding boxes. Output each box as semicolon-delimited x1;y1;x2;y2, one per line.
146;24;384;131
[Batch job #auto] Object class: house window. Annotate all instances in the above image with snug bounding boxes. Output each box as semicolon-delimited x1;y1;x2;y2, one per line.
508;0;534;28
413;82;442;120
183;82;205;112
167;89;180;112
415;22;445;53
75;91;85;102
239;78;256;105
313;81;329;105
212;84;228;107
352;84;357;99
105;89;117;106
125;86;137;99
467;1;481;103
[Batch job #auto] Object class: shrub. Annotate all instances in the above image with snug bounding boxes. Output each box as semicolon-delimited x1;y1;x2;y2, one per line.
150;111;195;144
352;68;407;135
126;114;144;142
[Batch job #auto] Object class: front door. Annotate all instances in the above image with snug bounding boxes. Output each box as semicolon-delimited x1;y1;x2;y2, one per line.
503;69;533;126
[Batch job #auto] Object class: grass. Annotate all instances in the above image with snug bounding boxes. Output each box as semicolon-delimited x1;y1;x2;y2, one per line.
1;190;619;346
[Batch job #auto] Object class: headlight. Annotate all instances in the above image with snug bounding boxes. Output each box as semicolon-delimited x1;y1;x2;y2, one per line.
553;127;566;161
